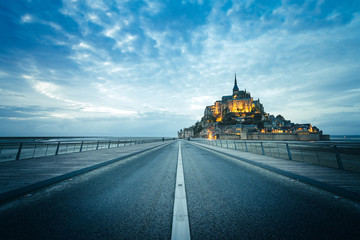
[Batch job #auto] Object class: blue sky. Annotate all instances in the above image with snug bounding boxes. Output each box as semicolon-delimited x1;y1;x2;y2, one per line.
0;0;359;137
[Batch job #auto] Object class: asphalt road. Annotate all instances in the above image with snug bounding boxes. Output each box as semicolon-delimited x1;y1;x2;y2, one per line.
0;142;178;240
1;140;360;240
181;141;360;239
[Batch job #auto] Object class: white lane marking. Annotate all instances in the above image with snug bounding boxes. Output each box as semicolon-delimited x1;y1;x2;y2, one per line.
171;142;191;240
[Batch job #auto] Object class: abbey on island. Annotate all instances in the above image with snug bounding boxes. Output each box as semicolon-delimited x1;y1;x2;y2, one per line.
179;74;329;141
204;74;264;123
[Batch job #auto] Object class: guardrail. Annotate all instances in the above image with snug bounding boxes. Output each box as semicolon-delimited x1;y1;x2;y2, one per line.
192;139;360;173
0;138;174;162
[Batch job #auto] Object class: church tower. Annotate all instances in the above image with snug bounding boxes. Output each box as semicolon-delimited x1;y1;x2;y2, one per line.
233;73;239;96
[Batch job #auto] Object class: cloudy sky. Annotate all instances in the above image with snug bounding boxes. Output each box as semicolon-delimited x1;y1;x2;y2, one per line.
0;0;359;137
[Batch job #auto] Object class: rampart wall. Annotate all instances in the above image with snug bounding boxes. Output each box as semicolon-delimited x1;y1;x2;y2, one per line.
218;132;330;141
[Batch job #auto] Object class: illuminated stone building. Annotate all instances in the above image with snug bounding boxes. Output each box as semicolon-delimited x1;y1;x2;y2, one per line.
204;74;263;122
182;74;329;140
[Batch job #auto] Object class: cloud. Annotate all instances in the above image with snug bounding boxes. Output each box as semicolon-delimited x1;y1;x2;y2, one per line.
0;0;359;136
86;0;109;11
21;14;33;23
143;0;163;15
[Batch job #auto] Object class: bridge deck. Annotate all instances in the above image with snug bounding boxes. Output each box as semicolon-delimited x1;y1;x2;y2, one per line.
1;140;360;239
191;141;360;201
1;139;360;203
1;140;360;203
0;141;174;202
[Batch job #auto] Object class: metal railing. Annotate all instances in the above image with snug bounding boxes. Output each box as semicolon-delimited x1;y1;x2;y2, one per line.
192;139;360;173
0;138;174;162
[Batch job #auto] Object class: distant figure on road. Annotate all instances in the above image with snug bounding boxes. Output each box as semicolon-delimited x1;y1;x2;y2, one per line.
162;137;164;142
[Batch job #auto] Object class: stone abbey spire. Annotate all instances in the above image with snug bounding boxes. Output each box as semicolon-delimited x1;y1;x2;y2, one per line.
233;72;239;95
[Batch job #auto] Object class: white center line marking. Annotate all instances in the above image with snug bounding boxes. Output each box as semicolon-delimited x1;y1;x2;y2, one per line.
171;141;191;240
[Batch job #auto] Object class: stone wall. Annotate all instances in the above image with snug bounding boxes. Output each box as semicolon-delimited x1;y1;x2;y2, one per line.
218;134;241;140
218;132;327;141
245;132;321;141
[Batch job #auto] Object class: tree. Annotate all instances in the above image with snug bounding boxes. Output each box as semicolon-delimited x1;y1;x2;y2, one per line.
243;117;254;125
254;113;262;122
276;115;285;121
193;121;203;137
253;113;264;129
203;114;216;123
221;112;237;125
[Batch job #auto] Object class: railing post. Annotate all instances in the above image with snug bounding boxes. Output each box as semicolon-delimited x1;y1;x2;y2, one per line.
32;145;37;158
45;144;49;156
234;141;237;150
55;142;60;155
108;140;111;148
261;142;265;155
226;140;229;148
79;141;84;152
315;150;320;164
334;145;343;170
96;141;100;150
245;142;248;152
15;143;23;160
300;148;304;162
286;143;292;160
277;144;280;157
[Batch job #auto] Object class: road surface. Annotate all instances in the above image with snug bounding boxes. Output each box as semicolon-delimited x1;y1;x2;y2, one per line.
1;140;360;239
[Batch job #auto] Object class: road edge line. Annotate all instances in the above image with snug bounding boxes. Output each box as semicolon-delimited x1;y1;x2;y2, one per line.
171;141;191;240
